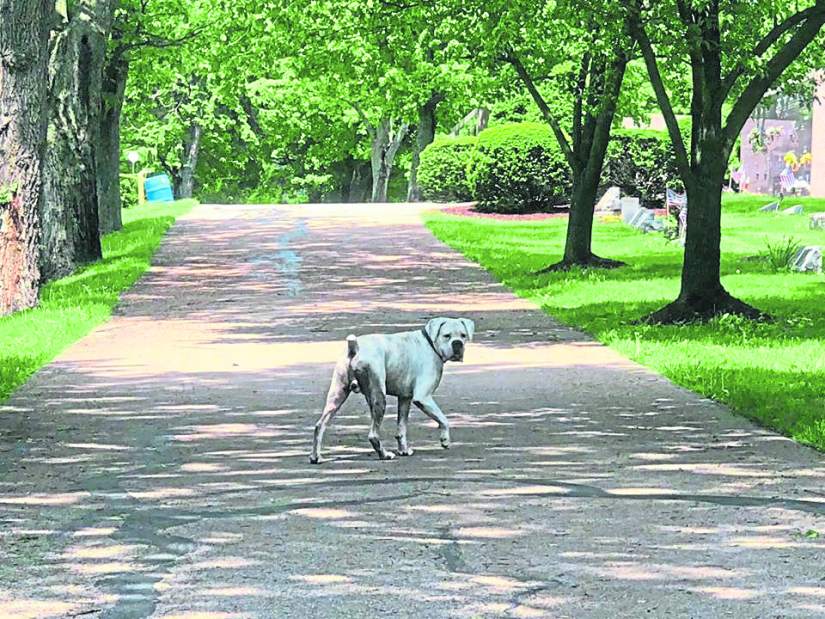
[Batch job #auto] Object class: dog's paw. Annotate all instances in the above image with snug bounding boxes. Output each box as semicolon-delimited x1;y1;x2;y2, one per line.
380;451;397;461
398;447;415;456
309;455;322;465
440;437;451;449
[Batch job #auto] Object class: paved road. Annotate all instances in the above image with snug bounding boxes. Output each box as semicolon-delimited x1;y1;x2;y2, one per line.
1;203;824;619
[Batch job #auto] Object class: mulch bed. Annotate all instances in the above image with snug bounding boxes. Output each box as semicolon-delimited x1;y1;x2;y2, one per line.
440;203;570;220
439;203;671;221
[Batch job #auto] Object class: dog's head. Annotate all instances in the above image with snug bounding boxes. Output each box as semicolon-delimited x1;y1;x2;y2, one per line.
425;317;475;362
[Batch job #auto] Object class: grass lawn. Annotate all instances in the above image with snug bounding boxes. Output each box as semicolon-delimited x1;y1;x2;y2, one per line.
426;193;825;451
0;199;196;402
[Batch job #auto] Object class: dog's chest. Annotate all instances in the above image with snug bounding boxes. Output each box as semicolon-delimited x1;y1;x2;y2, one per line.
385;360;443;398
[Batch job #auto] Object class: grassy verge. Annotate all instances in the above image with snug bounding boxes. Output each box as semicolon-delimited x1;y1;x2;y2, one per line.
425;193;825;450
0;199;197;402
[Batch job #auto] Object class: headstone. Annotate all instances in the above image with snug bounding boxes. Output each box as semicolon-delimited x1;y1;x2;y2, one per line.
629;207;655;231
621;197;640;223
782;205;804;215
809;213;825;230
596;186;621;213
792;246;822;273
759;202;780;212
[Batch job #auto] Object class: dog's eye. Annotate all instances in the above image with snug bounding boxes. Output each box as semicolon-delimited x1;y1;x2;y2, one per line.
443;334;451;339
460;333;467;338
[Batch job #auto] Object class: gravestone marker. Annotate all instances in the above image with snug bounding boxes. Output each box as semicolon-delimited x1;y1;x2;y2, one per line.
792;246;822;273
759;202;780;212
810;213;825;230
629;207;655;231
621;197;640;223
596;186;621;213
782;205;804;215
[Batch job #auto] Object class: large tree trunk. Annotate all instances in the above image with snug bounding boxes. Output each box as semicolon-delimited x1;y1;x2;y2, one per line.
175;123;202;199
370;119;409;203
41;1;113;281
646;156;762;323
0;0;51;315
98;51;128;234
349;161;371;203
407;94;441;202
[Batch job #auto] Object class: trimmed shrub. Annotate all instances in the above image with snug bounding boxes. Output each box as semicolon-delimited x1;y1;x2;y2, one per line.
418;135;477;202
603;129;681;208
120;174;138;209
466;123;571;213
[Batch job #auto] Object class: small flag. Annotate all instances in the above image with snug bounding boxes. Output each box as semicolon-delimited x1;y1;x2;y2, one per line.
779;167;795;192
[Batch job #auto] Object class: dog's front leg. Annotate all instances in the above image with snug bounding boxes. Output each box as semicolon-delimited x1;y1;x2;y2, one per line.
396;397;413;456
414;396;451;449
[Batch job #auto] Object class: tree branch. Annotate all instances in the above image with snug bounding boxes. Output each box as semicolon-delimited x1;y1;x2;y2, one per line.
725;5;825;145
504;51;575;169
721;2;825;98
350;101;376;138
625;1;692;181
572;52;591;156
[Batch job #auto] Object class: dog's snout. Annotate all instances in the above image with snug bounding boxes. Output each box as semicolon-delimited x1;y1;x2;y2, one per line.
452;340;464;352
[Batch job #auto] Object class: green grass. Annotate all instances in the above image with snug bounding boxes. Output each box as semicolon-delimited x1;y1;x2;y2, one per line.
0;199;196;402
425;193;825;451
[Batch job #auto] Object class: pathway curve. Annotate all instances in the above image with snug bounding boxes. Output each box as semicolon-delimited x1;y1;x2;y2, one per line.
1;203;824;618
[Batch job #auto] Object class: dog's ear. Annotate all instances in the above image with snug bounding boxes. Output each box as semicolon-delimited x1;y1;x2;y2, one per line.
425;317;448;341
459;318;475;341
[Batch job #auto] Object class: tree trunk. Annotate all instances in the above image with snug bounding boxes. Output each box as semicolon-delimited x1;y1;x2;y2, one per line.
407;94;440;202
41;2;112;281
176;123;202;199
97;52;128;234
0;0;51;315
349;161;371;203
645;155;762;323
370;119;409;203
538;167;624;272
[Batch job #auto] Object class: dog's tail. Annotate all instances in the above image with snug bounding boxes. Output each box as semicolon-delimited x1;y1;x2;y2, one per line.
346;334;358;358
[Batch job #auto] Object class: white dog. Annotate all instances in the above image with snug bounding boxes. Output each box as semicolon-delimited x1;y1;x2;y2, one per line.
309;317;475;464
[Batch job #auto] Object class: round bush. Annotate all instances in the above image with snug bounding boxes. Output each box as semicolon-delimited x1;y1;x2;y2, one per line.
466;122;571;213
417;135;477;202
603;129;680;208
120;174;138;209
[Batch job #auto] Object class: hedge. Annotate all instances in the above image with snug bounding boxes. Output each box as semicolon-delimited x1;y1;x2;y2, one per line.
603;128;680;208
466;122;572;213
417;135;477;202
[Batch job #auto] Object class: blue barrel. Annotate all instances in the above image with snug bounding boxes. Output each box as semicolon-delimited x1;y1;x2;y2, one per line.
144;174;174;202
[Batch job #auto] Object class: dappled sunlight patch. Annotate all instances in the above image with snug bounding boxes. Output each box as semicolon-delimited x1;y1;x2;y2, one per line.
291;507;357;520
127;487;196;500
180;462;227;473
63;544;138;560
190;557;262;570
729;536;806;549
171;423;283;442
632;462;769;477
455;526;525;539
690;586;760;601
0;598;80;618
0;492;89;506
290;574;352;585
200;532;243;545
200;586;267;597
588;562;742;582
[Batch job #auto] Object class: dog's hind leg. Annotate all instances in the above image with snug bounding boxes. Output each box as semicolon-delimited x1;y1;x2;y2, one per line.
396;397;413;456
414;396;451;449
309;360;351;464
356;365;395;461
